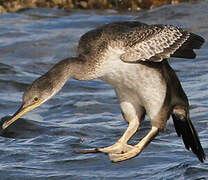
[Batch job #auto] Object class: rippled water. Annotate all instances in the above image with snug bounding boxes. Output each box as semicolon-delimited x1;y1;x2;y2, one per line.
0;2;208;179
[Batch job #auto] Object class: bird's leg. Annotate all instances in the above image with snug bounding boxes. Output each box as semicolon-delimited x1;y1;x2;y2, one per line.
75;102;144;154
76;118;139;154
109;126;159;162
96;120;139;154
96;103;144;154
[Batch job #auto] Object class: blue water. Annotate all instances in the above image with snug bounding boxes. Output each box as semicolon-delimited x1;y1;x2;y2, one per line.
0;2;208;179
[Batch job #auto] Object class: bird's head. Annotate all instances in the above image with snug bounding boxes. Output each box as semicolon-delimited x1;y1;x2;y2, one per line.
2;74;58;130
2;58;76;130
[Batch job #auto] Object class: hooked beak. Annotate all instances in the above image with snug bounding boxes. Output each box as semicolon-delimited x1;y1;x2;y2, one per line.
2;102;42;130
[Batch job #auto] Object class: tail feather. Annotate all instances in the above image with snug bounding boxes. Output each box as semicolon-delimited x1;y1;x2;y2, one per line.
172;114;206;162
171;33;205;59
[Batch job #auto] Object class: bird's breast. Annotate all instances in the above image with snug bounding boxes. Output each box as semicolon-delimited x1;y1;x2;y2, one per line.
100;58;167;118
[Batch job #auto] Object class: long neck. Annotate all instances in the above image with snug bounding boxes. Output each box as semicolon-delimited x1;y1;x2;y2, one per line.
49;56;100;80
47;57;77;81
40;57;95;97
44;58;79;92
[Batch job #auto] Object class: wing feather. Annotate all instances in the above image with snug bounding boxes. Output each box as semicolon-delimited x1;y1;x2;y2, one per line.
77;21;204;63
120;25;190;63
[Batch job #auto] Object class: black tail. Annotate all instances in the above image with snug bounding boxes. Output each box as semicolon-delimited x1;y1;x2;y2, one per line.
171;33;205;59
172;114;206;162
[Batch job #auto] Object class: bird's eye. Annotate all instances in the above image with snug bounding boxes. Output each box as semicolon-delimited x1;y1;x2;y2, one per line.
34;97;39;102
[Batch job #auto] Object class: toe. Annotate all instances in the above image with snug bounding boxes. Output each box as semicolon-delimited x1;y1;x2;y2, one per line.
109;147;142;162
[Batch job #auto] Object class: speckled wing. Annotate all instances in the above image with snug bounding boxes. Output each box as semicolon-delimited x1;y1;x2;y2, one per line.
120;24;203;63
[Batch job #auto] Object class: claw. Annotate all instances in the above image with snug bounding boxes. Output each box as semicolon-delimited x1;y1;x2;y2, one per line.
74;148;100;154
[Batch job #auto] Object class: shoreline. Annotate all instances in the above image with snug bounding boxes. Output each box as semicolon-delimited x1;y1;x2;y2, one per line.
0;0;198;13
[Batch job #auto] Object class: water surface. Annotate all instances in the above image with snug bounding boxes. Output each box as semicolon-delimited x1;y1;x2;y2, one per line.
0;2;208;179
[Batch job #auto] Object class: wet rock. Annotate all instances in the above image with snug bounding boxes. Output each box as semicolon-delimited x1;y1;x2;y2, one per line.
0;5;6;13
79;1;88;9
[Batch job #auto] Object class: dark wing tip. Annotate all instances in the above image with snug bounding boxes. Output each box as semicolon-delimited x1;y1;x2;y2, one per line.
171;32;205;59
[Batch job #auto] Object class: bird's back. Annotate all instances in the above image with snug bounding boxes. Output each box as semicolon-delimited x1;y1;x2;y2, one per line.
77;21;148;61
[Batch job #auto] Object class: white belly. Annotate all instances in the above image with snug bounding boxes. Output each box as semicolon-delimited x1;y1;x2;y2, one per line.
100;59;167;119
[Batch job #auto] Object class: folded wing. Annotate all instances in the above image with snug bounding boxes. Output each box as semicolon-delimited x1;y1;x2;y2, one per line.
120;24;205;63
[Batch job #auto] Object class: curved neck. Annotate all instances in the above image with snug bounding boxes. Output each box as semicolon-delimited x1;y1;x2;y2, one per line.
45;57;79;91
47;57;78;81
37;56;102;101
49;56;99;80
40;57;95;98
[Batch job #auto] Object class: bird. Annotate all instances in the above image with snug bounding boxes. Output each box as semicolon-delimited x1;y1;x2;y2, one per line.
1;21;206;162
